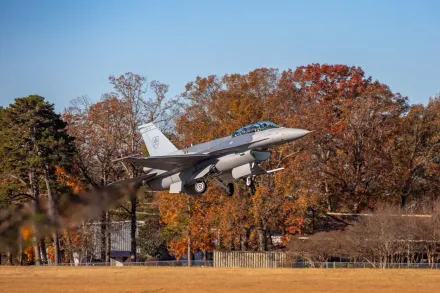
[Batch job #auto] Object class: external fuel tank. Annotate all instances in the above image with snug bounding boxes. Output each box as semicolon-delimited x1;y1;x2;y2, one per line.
147;150;271;191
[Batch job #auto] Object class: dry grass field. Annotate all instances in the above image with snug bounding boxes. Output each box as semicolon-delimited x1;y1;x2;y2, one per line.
0;266;439;293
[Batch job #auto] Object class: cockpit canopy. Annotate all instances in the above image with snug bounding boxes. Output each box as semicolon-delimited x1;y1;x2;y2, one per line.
232;121;279;137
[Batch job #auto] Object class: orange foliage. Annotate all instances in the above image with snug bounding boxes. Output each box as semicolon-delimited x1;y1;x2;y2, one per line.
47;245;55;263
157;64;412;254
23;246;35;262
55;166;84;194
20;226;32;241
168;239;188;260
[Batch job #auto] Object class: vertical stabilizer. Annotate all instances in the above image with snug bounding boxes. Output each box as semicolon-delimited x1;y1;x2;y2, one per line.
138;123;178;156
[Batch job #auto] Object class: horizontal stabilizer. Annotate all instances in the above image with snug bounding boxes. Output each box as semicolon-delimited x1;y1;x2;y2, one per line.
112;154;142;163
109;173;157;186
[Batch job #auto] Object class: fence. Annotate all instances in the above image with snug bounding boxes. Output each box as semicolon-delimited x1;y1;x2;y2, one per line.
29;260;440;269
294;262;440;269
213;251;440;269
40;260;214;267
213;251;287;268
4;249;440;268
4;260;440;269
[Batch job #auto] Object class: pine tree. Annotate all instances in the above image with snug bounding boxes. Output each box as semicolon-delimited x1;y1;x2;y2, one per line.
0;95;76;264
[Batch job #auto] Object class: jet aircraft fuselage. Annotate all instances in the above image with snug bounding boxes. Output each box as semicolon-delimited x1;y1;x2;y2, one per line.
121;121;310;196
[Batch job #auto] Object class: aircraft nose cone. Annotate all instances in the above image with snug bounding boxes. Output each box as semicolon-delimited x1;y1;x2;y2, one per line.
282;128;311;142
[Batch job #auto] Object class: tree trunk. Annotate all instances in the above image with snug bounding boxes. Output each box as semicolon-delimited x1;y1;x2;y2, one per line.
29;170;41;266
240;228;250;251
40;239;48;264
32;197;41;265
130;195;137;262
7;252;13;265
64;231;74;264
33;236;41;265
53;233;61;264
267;229;274;248
257;226;266;252
401;194;408;209
18;237;23;265
43;164;61;264
187;233;192;267
187;199;192;267
202;249;206;265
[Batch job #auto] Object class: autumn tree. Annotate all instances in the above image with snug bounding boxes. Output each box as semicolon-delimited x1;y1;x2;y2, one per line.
272;64;409;213
169;68;300;252
160;64;414;256
108;72;182;262
388;96;440;207
64;72;182;262
64;95;129;262
155;192;219;262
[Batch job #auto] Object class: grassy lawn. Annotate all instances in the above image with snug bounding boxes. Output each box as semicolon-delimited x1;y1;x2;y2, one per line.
0;266;438;293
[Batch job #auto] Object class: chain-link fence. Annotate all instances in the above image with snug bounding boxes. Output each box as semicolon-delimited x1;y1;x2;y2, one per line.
35;260;440;269
293;262;440;269
40;260;214;267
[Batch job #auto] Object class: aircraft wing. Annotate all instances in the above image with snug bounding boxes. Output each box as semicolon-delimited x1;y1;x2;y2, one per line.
123;154;212;171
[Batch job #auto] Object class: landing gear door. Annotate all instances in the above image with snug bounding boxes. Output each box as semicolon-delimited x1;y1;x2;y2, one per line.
170;181;184;193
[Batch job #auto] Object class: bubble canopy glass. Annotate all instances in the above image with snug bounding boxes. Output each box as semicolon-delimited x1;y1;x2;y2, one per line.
232;121;279;137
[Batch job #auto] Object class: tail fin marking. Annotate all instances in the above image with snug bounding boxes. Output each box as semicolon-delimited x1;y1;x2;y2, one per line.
138;123;178;156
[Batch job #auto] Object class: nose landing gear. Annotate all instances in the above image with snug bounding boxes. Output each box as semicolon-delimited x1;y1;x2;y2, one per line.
244;176;256;195
245;176;253;187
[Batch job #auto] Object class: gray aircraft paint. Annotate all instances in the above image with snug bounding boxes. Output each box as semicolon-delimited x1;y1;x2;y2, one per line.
118;122;311;194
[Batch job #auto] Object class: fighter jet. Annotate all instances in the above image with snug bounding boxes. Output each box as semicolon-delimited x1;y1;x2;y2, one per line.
117;121;311;196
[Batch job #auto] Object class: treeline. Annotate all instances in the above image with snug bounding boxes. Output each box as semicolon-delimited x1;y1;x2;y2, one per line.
0;64;439;265
0;73;181;264
157;65;439;257
289;201;440;268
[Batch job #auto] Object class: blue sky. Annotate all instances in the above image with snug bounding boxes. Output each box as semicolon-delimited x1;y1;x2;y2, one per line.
0;0;439;112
